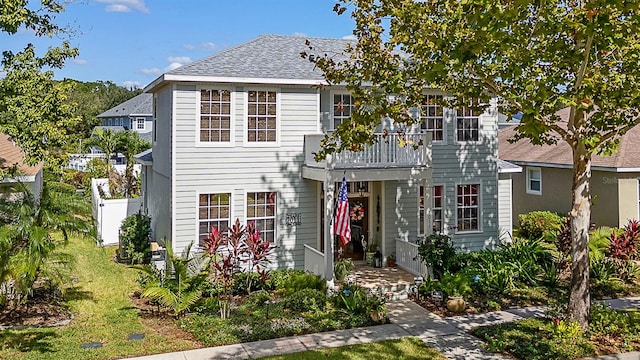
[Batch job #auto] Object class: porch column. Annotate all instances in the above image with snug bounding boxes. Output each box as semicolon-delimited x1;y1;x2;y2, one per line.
323;168;335;283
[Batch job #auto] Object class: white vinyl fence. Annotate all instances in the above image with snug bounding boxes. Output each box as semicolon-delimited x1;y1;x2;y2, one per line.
395;239;429;276
91;178;142;246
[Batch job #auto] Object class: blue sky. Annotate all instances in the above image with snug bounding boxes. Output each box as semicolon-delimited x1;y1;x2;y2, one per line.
3;0;356;89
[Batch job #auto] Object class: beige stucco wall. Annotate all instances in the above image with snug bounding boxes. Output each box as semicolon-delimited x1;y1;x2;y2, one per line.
618;177;639;226
512;167;639;228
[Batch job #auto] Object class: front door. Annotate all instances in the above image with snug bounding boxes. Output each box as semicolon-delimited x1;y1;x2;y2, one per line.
339;197;368;261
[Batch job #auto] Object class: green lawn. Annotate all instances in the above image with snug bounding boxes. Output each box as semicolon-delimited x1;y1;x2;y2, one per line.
0;235;196;360
259;337;447;360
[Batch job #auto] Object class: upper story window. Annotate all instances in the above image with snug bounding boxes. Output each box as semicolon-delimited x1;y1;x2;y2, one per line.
333;93;354;130
456;99;480;142
457;184;480;232
136;117;145;130
198;193;231;245
526;167;542;195
200;89;231;142
420;95;444;142
247;90;277;142
247;191;277;243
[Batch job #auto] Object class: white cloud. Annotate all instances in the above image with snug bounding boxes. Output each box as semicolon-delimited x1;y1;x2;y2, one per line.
183;42;216;51
139;56;192;76
342;34;357;40
73;58;88;65
122;80;141;89
140;67;161;75
292;32;308;37
167;56;192;64
97;0;149;13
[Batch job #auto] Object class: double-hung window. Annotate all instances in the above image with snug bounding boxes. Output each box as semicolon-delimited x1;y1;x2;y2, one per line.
247;90;277;142
456;99;480;142
333;94;354;130
457;184;480;232
200;89;232;142
419;185;444;235
421;95;444;142
527;167;542;195
136;117;145;130
198;193;231;245
247;192;277;243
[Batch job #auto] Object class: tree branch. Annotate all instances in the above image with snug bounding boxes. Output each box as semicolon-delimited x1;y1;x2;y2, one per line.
599;116;640;145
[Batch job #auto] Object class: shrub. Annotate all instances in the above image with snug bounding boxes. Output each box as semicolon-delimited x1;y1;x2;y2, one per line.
277;271;326;295
282;288;327;312
416;233;457;279
608;219;640;261
247;289;272;306
119;212;151;264
437;273;473;299
232;272;263;295
334;258;354;281
518;211;566;241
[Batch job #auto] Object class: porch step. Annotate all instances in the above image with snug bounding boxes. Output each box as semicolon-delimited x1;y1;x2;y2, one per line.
350;265;417;302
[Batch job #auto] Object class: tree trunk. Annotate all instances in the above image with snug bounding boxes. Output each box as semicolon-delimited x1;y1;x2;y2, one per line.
568;142;592;329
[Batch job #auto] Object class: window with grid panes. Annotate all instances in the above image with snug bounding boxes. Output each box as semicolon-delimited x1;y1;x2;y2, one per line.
333;94;354;130
457;184;479;231
200;89;231;142
136;117;145;130
198;193;231;244
420;95;444;142
247;192;277;242
432;185;443;233
456;99;480;141
247;90;277;142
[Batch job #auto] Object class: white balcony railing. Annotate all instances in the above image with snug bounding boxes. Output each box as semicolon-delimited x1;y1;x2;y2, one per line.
304;133;430;169
304;244;325;277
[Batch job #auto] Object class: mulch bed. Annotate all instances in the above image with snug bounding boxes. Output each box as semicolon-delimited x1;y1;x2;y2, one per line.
0;292;72;329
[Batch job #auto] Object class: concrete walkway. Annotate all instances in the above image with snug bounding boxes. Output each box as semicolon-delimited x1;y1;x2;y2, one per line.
123;297;640;360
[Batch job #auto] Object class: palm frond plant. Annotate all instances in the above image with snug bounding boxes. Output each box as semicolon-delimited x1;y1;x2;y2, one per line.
138;241;209;318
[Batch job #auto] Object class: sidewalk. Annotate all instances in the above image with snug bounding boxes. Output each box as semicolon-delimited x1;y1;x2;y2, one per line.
123;297;640;360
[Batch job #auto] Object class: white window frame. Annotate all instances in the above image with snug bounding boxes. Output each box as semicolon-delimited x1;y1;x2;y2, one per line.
136;117;145;131
526;167;542;195
243;88;280;147
431;185;444;234
196;192;232;247
420;94;446;144
196;86;235;147
330;91;355;131
455;99;481;143
455;183;482;234
245;191;278;245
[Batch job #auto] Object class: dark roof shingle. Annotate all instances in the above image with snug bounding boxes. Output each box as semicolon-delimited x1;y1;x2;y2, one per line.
98;93;153;118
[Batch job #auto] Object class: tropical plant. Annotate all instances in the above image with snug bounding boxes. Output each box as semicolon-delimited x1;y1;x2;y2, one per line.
138;241;208;318
115;131;151;198
119;212;151;264
437;273;472;299
310;0;640;328
415;233;457;279
607;220;640;261
83;128;118;176
518;211;566;242
334;258;355;281
0;180;93;305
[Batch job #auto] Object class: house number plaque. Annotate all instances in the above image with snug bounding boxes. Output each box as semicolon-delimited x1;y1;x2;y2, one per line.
285;213;302;226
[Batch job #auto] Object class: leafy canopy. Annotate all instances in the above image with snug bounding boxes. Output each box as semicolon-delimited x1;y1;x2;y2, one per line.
310;0;640;157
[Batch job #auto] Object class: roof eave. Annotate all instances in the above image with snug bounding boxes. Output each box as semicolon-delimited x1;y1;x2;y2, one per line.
144;74;328;92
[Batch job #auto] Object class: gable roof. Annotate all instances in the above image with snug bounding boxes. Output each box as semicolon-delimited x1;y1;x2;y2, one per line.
0;133;43;178
145;34;351;91
499;107;640;170
97;93;153;118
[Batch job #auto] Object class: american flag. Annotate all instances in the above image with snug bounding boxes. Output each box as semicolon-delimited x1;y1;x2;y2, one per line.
334;177;351;245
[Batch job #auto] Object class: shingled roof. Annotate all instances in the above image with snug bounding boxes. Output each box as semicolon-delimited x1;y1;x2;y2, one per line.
0;133;43;178
499;107;640;170
145;35;351;91
97;93;153;118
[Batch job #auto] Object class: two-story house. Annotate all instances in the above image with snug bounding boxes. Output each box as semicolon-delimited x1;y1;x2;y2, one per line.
139;35;505;280
97;93;154;142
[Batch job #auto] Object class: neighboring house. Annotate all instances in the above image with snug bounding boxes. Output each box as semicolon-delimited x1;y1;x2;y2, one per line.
500;107;640;228
139;34;504;280
0;133;44;200
97;93;153;142
67;126;127;172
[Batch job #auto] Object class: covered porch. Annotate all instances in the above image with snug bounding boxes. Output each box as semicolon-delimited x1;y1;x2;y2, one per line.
301;132;433;282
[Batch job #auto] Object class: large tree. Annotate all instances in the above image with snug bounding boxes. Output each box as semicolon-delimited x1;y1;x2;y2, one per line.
0;0;79;167
310;0;640;328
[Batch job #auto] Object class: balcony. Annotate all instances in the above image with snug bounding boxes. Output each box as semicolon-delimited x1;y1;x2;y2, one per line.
303;133;431;170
